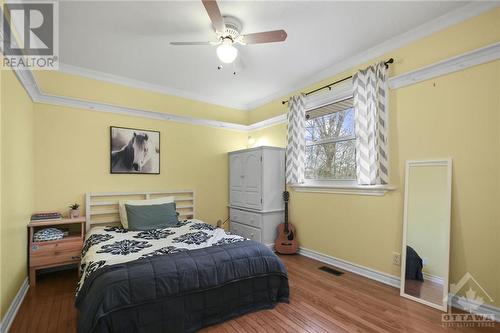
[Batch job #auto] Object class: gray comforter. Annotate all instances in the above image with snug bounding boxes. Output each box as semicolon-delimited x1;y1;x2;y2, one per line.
76;240;289;333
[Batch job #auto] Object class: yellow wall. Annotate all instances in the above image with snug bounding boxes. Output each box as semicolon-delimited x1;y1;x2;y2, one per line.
1;6;499;319
247;8;500;307
1;69;250;322
248;8;500;124
33;103;247;225
251;60;500;308
248;123;287;148
1;79;248;321
0;69;35;318
406;165;449;278
34;71;249;125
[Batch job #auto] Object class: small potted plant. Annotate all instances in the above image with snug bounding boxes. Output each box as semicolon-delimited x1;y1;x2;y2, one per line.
69;203;80;218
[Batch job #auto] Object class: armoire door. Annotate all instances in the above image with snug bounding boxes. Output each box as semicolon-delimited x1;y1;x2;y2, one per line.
229;153;244;207
242;150;262;210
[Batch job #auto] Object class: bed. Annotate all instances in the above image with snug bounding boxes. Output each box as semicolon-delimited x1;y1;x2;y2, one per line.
77;190;289;333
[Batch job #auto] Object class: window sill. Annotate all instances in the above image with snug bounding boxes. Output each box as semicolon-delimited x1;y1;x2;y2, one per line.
290;183;395;196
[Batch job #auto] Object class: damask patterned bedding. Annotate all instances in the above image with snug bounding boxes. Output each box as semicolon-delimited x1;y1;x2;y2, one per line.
77;219;244;294
76;220;289;333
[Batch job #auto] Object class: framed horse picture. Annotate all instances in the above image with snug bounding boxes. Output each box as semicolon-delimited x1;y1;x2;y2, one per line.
110;126;160;174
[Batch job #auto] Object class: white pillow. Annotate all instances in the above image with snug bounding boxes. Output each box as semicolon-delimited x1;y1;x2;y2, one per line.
118;196;174;229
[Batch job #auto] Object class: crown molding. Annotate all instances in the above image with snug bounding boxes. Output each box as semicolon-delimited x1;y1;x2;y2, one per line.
389;42;500;89
36;92;250;132
10;40;499;133
15;68;250;132
243;2;499;110
57;63;250;111
247;114;287;131
41;3;498;112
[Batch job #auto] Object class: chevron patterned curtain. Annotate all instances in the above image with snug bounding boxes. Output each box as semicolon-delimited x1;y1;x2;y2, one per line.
286;94;306;184
353;62;389;185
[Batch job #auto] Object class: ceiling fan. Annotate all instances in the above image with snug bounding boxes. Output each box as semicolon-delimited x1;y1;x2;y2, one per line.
170;0;287;65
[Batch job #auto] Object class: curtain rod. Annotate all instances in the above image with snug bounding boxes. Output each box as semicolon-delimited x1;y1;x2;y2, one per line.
281;58;394;105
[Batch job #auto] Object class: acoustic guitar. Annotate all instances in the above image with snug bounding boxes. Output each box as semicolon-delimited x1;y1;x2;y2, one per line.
275;191;298;254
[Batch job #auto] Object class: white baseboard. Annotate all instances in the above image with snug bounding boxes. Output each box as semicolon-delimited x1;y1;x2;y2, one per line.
297;246;500;322
449;293;500;322
0;278;29;333
423;272;444;285
298;247;401;288
1;250;498;329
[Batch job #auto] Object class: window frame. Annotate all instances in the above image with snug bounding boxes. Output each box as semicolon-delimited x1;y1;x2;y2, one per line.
292;81;393;195
303;81;357;184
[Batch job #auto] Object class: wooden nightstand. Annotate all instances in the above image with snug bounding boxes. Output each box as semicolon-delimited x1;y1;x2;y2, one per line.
28;217;85;286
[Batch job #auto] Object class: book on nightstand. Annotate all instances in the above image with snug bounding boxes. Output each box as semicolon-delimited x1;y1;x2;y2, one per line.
30;211;62;221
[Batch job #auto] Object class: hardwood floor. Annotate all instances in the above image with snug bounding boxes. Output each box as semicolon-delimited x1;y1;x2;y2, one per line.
9;254;499;333
405;278;444;305
9;267;77;333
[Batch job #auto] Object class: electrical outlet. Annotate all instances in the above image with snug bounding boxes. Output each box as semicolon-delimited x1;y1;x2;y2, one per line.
392;252;401;266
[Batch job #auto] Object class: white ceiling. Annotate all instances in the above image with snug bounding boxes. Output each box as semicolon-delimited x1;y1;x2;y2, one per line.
58;1;472;110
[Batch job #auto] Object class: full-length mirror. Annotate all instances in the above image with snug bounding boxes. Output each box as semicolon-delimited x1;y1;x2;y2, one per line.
401;159;452;311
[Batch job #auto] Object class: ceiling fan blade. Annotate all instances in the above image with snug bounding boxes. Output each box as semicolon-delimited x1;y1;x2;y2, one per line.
240;30;287;44
202;0;225;34
170;41;216;46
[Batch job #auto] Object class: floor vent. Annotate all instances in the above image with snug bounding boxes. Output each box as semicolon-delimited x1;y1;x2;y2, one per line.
319;266;344;276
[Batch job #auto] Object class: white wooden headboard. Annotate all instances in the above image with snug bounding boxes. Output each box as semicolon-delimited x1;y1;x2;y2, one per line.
85;190;195;231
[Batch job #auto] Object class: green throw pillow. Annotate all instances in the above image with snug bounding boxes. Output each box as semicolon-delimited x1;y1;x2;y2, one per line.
125;202;178;230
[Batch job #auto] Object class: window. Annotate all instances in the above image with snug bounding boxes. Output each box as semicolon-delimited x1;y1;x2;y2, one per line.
305;97;356;181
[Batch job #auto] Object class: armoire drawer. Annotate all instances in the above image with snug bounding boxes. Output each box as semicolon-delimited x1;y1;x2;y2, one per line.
230;222;262;243
229;208;262;229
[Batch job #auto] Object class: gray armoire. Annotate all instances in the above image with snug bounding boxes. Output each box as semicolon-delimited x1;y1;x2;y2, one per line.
228;146;285;247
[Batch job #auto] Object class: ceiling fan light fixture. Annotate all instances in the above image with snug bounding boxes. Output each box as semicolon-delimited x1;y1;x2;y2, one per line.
216;39;238;63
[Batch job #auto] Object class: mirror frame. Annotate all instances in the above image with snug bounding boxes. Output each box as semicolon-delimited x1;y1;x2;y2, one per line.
400;159;452;311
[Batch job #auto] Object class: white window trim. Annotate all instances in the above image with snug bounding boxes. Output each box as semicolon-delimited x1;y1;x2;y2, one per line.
301;80;395;196
291;181;395;196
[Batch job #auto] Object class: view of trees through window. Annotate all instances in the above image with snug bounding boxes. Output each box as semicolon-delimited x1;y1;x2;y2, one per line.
305;107;356;180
